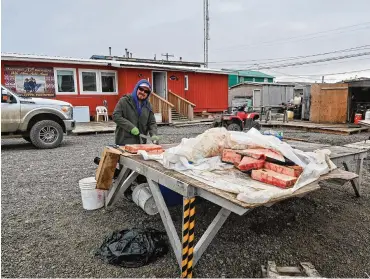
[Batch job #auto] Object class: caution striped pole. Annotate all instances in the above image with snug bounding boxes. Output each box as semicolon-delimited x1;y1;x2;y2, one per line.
186;197;196;278
181;198;191;278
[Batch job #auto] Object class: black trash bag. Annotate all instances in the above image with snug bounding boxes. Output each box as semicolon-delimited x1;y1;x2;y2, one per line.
95;228;169;268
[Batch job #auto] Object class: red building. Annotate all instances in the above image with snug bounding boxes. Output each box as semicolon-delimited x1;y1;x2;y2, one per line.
1;53;229;122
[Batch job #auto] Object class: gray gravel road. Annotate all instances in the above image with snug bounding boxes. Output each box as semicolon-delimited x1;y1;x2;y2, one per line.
2;125;370;278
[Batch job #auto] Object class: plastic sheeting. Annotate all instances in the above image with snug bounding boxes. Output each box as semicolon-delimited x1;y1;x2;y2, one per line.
138;128;337;204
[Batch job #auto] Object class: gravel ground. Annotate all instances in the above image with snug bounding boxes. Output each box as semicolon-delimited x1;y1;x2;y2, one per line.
2;125;370;278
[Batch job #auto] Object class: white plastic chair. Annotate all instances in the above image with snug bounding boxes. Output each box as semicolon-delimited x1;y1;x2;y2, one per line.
96;106;108;122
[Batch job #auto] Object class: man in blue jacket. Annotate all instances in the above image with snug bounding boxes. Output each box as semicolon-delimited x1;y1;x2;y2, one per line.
113;79;159;145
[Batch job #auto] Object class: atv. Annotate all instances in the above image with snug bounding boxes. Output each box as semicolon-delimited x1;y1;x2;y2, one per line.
212;105;261;131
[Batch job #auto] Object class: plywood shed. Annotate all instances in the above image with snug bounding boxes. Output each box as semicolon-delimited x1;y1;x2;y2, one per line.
310;83;349;123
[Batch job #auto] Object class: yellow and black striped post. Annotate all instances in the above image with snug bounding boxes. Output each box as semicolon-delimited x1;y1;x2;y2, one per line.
181;198;191;278
181;197;196;278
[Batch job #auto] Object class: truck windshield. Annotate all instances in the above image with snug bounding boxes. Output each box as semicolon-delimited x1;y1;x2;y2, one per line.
1;85;32;99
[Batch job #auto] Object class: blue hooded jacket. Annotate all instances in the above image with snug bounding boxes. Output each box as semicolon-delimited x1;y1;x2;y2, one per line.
131;79;152;116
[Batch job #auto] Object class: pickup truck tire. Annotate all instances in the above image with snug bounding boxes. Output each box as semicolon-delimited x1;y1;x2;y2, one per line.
29;120;64;149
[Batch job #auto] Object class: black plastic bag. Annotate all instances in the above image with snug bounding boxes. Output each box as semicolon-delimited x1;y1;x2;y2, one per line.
95;228;169;268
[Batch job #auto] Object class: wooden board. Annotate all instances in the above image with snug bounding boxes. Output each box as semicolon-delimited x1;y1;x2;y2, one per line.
310;83;349;124
344;140;370;150
95;147;121;190
260;121;368;135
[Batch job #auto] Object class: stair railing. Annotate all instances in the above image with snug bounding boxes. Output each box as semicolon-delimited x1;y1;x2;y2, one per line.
149;92;175;123
168;90;195;120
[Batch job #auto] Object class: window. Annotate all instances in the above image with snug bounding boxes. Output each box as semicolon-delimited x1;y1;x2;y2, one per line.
101;72;116;92
79;69;118;94
264;78;268;82
54;68;77;94
184;75;189;91
240;77;244;82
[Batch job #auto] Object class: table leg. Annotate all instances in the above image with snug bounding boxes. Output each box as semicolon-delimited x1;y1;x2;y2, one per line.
147;180;182;267
342;160;362;197
105;168;138;206
193;208;232;267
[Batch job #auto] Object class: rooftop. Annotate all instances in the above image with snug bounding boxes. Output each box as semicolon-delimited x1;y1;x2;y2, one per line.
223;69;275;78
230;81;295;89
1;53;230;75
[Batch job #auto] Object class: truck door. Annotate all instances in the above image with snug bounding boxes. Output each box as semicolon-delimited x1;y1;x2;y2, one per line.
1;87;21;133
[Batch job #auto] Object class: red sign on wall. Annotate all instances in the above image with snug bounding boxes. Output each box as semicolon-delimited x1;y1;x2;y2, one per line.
4;66;55;97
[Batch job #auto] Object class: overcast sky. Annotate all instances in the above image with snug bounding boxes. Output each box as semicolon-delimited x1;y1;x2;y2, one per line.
2;0;370;82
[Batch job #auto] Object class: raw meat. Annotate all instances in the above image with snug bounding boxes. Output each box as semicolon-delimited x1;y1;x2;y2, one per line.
222;149;242;165
237;149;285;162
264;162;303;178
236;156;265;171
251;169;297;188
125;144;163;154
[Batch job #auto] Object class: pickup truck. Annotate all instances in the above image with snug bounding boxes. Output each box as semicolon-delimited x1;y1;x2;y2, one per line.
1;84;75;149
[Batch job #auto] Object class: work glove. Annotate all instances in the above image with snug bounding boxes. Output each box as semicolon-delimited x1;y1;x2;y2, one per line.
130;127;140;136
151;135;160;145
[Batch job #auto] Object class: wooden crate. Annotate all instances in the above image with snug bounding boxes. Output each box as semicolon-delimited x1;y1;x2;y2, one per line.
261;261;321;278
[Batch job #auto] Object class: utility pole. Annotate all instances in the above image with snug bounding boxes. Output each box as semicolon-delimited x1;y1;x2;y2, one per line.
322;76;325;83
203;0;210;67
161;53;174;61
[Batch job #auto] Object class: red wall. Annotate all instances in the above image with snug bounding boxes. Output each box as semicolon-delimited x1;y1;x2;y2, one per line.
1;60;228;116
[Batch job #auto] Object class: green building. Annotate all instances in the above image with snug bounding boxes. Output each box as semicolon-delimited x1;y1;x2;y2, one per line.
227;70;275;87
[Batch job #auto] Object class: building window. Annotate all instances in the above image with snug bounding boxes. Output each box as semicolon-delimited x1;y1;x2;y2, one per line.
264;78;268;82
79;69;118;94
184;75;189;90
54;68;77;95
240;77;244;82
101;72;116;92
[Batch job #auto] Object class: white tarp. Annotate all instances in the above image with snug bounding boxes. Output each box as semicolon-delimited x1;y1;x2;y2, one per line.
138;127;337;204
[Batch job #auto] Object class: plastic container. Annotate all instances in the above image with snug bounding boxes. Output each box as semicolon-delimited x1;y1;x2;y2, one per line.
132;184;159;215
354;113;363;124
159;184;183;207
287;111;294;120
365;110;370;120
263;130;284;140
79;177;106;210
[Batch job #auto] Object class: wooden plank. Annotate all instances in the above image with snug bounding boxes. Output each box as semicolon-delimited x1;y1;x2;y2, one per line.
309;84;321;123
95;147;121;190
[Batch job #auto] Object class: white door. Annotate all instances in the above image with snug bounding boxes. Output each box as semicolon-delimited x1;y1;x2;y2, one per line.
253;89;262;109
152;72;167;99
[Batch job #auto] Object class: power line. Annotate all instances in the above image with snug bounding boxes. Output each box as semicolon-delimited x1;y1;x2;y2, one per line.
213;21;370;51
271;67;370;78
241;51;370;70
208;44;370;65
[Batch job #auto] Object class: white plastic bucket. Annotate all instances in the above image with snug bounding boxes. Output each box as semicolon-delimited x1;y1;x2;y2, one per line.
79;177;106;210
132;183;158;215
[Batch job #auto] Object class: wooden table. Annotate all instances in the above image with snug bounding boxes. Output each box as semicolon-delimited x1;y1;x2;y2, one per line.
104;141;366;277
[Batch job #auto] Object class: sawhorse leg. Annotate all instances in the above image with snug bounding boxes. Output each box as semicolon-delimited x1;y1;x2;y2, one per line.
342;158;363;197
105;167;139;207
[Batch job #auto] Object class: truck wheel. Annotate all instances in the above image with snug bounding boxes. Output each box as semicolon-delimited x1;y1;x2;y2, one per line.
29;120;64;149
227;123;241;131
22;136;31;143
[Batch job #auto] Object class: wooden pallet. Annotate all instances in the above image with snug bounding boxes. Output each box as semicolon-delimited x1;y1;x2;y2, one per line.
261;261;321;278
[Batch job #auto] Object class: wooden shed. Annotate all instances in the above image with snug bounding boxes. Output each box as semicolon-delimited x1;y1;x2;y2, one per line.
309;83;349;123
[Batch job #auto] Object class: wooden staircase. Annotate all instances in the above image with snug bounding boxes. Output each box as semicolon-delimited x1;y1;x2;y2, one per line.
149;90;195;123
171;108;190;121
